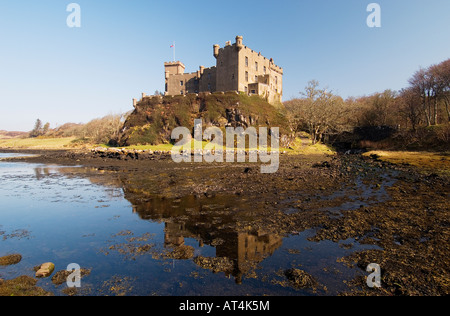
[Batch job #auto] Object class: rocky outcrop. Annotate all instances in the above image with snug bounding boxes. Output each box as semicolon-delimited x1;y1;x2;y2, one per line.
225;107;258;128
118;92;294;148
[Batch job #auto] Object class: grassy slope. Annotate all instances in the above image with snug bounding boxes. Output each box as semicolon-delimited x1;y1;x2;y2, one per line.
0;137;78;149
121;92;290;147
105;137;335;156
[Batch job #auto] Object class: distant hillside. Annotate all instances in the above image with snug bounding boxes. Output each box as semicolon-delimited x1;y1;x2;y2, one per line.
0;130;28;139
118;92;293;147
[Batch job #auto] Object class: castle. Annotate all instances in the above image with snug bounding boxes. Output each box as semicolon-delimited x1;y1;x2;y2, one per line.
164;36;283;105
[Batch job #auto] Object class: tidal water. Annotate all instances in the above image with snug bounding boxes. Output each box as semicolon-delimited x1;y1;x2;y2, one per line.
0;153;376;296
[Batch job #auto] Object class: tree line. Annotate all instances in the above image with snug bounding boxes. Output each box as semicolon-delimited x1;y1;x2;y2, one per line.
29;113;127;145
407;59;450;127
285;58;450;147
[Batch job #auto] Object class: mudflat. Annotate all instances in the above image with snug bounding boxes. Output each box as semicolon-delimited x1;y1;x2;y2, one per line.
1;149;449;296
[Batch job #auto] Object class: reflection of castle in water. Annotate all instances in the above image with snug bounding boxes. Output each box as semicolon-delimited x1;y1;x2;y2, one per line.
128;193;283;283
48;166;283;283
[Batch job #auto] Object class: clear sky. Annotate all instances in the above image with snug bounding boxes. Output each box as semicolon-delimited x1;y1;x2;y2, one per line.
1;0;449;131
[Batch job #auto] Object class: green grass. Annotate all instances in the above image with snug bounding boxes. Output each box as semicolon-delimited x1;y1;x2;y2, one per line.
364;150;450;175
120;143;181;151
282;137;335;155
126;140;284;152
107;137;336;156
0;134;336;157
0;137;78;149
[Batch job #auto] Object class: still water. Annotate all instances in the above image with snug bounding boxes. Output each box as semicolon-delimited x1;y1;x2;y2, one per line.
0;153;374;296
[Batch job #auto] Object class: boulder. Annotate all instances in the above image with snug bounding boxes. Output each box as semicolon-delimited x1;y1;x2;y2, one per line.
35;262;55;278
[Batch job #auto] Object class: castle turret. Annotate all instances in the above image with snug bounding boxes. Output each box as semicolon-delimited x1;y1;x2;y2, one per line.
236;36;243;50
213;44;220;58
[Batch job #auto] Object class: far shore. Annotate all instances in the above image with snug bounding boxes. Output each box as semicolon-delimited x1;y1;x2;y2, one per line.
0;137;79;150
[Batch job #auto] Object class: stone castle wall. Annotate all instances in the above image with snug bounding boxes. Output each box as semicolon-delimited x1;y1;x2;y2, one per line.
164;36;283;105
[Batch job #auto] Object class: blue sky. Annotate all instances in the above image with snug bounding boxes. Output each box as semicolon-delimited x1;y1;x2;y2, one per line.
0;0;449;131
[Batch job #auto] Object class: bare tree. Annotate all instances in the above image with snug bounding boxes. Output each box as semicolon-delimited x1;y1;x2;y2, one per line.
42;122;50;135
409;68;434;126
82;114;126;144
358;90;398;127
408;60;450;126
286;80;349;144
398;88;422;131
29;119;43;137
430;59;450;122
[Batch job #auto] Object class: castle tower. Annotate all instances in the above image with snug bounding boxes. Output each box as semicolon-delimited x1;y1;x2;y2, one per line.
164;61;187;95
164;61;185;79
235;36;243;50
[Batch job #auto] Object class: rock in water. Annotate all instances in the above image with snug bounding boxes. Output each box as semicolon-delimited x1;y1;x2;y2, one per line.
0;254;22;266
52;268;91;286
284;268;318;289
35;262;55;278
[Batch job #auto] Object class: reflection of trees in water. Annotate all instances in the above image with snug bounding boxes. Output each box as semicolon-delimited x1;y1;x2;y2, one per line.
34;166;124;200
33;167;52;180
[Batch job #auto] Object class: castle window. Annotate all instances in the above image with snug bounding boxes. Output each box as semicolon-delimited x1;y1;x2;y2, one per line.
255;62;258;71
180;90;184;95
180;81;184;86
255;75;258;83
232;74;235;80
251;89;256;94
245;71;248;82
263;66;266;74
245;56;248;67
275;76;278;85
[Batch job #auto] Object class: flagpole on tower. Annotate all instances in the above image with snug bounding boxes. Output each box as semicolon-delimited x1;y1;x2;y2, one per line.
172;41;175;62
